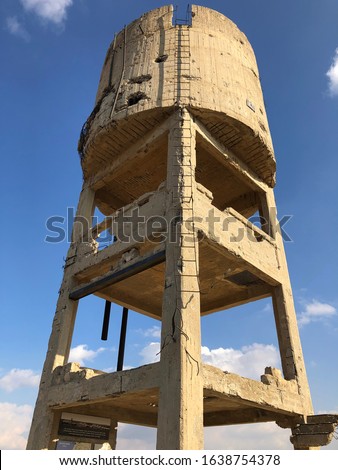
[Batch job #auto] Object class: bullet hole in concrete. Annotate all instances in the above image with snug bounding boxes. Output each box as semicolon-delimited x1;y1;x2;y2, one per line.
246;99;256;112
155;54;168;63
127;91;148;106
129;74;152;84
258;120;267;133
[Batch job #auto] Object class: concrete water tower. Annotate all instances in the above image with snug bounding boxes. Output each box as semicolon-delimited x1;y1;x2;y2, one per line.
28;5;338;450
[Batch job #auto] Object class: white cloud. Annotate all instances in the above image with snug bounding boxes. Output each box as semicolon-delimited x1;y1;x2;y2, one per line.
298;300;336;326
139;341;279;381
116;423;156;450
20;0;73;25
327;48;338;96
139;342;160;364
69;344;106;366
139;326;161;339
115;415;338;451
116;419;338;451
6;16;30;41
116;416;290;450
114;422;291;450
0;369;40;392
0;402;33;450
262;303;272;313
205;422;292;450
202;343;280;380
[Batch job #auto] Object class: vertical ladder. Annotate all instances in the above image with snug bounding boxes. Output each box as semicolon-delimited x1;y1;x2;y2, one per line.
173;24;193;205
175;25;191;106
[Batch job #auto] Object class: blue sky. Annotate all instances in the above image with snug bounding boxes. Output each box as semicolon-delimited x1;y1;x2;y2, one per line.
0;0;338;450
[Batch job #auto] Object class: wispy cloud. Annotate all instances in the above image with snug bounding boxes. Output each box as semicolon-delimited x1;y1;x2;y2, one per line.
138;326;161;339
0;369;40;392
0;403;33;450
139;342;160;364
262;303;272;313
327;48;338;96
6;16;30;41
20;0;73;25
69;344;106;366
298;300;337;326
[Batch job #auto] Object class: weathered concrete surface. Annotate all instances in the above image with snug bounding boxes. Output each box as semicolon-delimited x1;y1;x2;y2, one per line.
203;365;306;417
156;109;204;449
195;190;282;286
27;5;334;452
291;415;338;449
82;5;275;187
31;361;315;430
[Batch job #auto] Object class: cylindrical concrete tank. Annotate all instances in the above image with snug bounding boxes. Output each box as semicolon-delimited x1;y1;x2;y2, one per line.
79;5;275;188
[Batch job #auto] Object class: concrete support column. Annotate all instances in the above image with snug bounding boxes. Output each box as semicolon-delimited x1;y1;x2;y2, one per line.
27;185;96;449
108;420;118;450
156;108;203;450
259;189;313;415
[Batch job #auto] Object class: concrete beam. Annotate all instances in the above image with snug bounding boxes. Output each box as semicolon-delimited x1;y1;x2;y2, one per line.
195;192;282;286
69;245;165;300
73;189;166;281
204;409;280;427
260;188;313;413
48;363;160;408
87;115;174;191
202;284;271;315
202;364;307;416
44;362;308;425
194;117;268;193
290;414;338;449
90;191;159;240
